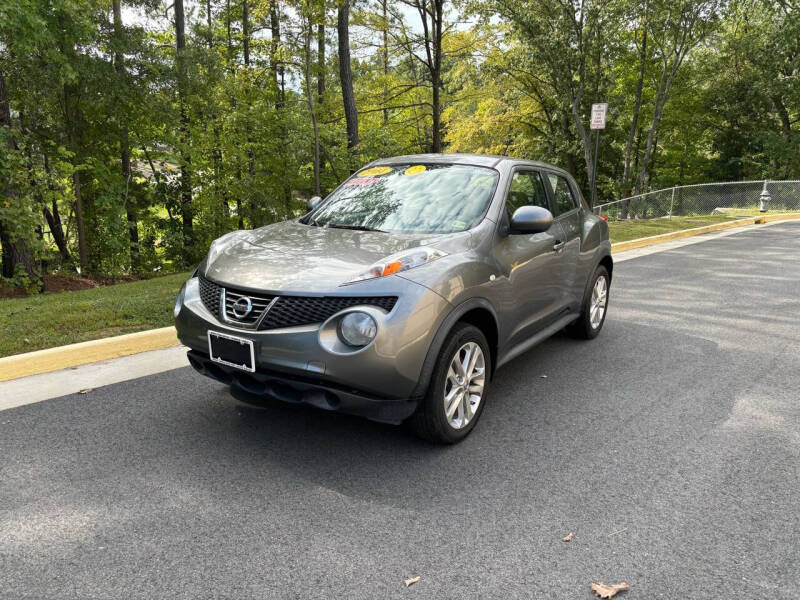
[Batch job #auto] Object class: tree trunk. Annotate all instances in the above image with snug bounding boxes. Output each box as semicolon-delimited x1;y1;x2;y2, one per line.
415;0;444;152
207;0;213;48
773;95;792;141
58;24;89;271
242;0;250;67
113;0;138;269
431;0;443;152
431;78;441;152
623;19;647;196
338;0;359;154
227;0;233;71
270;1;291;211
633;61;677;195
270;0;285;107
0;222;13;279
0;223;37;281
381;0;389;125
0;71;37;281
71;166;87;269
646;133;658;190
317;23;325;103
206;0;227;217
570;87;594;191
40;153;70;262
175;0;193;257
43;203;70;262
305;13;321;196
242;0;255;179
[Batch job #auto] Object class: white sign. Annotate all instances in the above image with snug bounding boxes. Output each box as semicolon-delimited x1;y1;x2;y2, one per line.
590;103;608;130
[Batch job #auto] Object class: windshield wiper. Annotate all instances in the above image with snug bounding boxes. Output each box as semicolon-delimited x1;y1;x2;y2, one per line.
325;223;386;233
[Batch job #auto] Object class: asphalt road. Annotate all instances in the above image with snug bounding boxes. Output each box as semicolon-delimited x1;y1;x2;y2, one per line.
2;222;799;599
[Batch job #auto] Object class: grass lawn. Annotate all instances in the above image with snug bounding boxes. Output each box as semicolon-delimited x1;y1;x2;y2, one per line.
607;214;750;243
0;272;189;358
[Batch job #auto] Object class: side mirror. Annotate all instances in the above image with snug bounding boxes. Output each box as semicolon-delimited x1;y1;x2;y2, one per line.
307;196;322;211
509;205;553;234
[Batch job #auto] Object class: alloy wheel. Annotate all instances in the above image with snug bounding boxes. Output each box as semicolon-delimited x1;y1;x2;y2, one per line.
443;342;486;430
590;275;608;329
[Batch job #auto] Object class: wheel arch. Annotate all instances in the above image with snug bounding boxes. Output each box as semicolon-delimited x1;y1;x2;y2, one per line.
411;298;500;400
598;253;613;281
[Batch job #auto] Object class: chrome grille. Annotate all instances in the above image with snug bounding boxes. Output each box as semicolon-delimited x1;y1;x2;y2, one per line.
222;288;276;328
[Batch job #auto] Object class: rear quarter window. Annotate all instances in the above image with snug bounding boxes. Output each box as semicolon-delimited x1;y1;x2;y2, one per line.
547;174;577;215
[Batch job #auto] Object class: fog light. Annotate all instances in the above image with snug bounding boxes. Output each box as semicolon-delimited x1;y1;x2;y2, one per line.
337;312;377;347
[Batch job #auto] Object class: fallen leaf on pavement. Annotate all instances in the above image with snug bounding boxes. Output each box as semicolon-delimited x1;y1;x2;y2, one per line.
78;388;93;394
404;576;421;588
591;582;629;598
562;532;574;542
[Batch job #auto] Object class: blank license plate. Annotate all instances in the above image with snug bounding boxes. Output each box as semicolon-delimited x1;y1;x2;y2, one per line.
208;331;255;372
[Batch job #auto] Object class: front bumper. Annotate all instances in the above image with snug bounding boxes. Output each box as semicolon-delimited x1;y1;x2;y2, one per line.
186;350;417;423
175;275;451;421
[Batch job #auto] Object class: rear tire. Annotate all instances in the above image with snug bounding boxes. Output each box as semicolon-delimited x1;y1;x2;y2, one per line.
567;265;610;340
408;323;491;444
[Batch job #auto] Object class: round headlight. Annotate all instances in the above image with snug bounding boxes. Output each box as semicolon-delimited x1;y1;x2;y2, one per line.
337;312;377;347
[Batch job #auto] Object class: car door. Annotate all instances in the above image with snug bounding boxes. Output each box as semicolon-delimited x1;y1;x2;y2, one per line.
544;172;582;310
492;169;569;348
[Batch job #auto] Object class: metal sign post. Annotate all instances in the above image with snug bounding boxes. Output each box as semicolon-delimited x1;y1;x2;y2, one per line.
589;103;607;209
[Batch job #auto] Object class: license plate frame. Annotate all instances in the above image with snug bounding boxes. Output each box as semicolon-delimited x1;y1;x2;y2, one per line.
208;330;255;373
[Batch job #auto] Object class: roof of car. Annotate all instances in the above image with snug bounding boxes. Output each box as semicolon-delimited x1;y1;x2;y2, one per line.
369;153;566;173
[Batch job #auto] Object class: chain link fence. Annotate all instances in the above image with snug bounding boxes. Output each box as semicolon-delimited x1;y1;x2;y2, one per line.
595;180;800;221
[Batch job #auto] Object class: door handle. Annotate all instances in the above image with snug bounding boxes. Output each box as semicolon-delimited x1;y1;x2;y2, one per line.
553;240;566;252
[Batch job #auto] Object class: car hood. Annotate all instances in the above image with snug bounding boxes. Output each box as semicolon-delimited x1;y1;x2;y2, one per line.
202;220;472;293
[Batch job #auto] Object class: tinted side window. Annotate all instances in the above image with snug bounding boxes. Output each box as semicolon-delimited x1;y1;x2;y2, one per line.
506;171;549;217
547;174;577;215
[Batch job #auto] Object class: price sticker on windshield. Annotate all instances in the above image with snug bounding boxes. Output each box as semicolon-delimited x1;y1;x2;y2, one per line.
345;177;379;186
358;166;392;177
405;165;427;176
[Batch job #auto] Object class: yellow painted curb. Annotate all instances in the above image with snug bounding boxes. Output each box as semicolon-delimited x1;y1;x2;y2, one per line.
756;213;800;224
0;326;180;382
610;213;800;253
611;217;760;253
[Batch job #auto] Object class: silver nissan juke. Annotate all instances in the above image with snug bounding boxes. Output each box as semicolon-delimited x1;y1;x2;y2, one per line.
174;153;612;443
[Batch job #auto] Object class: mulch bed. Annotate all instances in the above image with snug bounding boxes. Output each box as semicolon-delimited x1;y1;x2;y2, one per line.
0;273;150;299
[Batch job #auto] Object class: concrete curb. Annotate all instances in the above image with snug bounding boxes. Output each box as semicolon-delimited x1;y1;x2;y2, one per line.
611;213;800;253
0;327;179;382
2;213;799;383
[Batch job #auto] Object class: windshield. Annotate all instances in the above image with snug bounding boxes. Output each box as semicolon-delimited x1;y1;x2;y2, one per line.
307;164;499;234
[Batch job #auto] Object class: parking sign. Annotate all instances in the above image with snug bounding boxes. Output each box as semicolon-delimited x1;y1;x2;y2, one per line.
590;103;608;130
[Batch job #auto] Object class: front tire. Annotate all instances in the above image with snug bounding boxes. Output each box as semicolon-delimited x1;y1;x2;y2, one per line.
567;265;610;340
408;323;491;444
